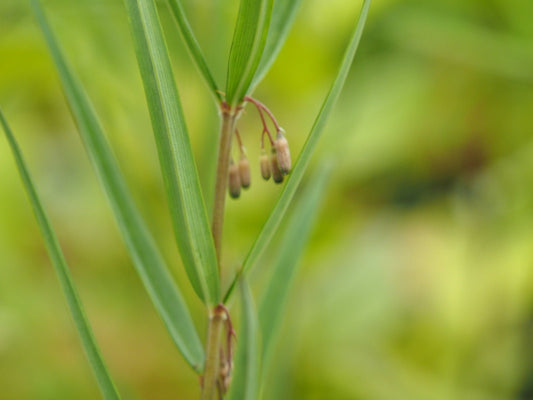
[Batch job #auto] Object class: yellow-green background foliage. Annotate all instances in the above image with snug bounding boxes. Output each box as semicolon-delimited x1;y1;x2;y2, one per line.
1;0;533;398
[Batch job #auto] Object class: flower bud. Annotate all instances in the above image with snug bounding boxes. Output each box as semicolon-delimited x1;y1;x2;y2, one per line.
274;131;291;175
260;150;271;181
239;156;251;189
270;150;284;184
228;161;241;199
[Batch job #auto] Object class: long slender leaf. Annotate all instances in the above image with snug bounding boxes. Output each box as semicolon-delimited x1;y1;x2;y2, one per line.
226;0;274;106
259;166;330;370
123;0;220;305
250;0;303;91
166;0;222;102
0;109;121;400
227;279;260;400
29;0;205;372
224;0;371;302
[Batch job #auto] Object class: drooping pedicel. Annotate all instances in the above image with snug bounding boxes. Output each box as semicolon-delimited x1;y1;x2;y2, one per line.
226;95;291;199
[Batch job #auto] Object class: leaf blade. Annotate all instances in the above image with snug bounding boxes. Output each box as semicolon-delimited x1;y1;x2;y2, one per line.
226;0;274;106
259;166;330;369
124;0;220;305
250;0;303;90
0;109;121;400
166;0;221;102
224;0;371;302
29;0;205;371
227;279;260;400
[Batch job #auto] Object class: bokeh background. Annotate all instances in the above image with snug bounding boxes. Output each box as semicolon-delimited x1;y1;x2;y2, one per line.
2;0;533;398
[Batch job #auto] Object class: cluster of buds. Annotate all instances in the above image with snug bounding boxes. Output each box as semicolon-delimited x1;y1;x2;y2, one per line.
228;130;252;199
260;129;291;184
228;96;291;199
228;154;251;199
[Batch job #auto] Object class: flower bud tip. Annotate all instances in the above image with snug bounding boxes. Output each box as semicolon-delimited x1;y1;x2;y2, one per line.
274;131;291;175
228;162;241;199
239;156;251;189
260;150;271;181
270;150;284;184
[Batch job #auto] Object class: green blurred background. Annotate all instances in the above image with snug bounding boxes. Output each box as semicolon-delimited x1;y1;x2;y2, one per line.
2;0;533;398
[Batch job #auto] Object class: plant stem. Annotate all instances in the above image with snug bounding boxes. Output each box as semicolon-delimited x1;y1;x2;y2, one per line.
201;306;226;400
203;104;238;400
212;104;238;266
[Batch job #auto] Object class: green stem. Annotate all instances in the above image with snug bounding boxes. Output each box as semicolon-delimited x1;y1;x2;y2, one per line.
201;305;226;400
212;105;238;266
202;105;238;400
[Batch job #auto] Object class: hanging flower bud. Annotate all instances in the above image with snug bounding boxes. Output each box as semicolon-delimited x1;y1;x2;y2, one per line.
228;160;241;199
270;150;284;184
274;130;291;175
260;149;271;181
239;155;251;189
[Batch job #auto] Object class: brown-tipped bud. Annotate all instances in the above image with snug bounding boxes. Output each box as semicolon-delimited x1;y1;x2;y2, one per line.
274;131;291;175
260;150;271;181
270;150;284;184
239;156;251;189
228;161;241;199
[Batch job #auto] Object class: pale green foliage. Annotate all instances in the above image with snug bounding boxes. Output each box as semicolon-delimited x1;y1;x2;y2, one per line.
124;0;220;306
2;0;371;397
29;0;205;372
0;109;121;400
227;280;260;400
167;0;222;101
259;166;331;371
226;0;274;106
224;0;372;302
251;0;303;90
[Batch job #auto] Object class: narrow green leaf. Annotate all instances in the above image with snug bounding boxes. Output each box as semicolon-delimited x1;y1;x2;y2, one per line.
224;0;371;302
123;0;220;305
166;0;222;102
0;109;121;400
227;279;260;400
259;166;330;369
226;0;274;106
250;0;303;91
29;0;205;372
